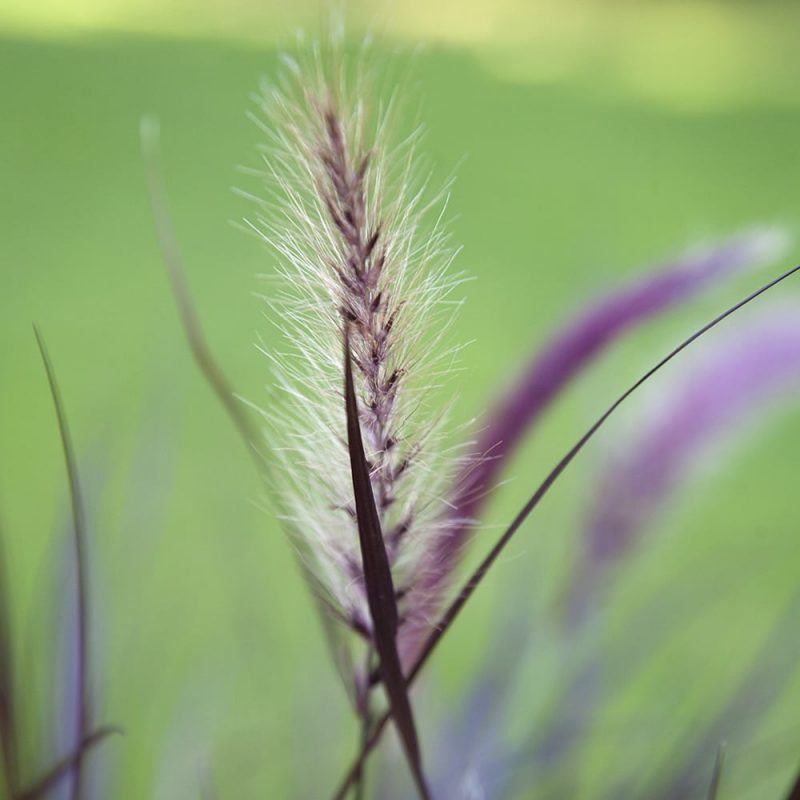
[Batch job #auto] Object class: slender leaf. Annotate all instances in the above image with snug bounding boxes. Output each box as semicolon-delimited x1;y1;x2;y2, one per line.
330;263;800;799
343;329;430;800
34;326;90;800
140;116;265;474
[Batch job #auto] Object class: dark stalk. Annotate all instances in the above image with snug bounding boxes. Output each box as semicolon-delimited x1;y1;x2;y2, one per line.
34;327;90;800
344;330;430;800
329;263;800;799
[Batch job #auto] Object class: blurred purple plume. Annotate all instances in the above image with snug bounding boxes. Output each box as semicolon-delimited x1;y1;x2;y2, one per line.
402;229;786;659
513;304;800;797
570;304;800;625
457;230;782;521
395;299;800;800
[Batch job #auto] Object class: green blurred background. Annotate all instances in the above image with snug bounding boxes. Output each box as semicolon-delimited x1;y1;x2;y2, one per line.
3;1;800;797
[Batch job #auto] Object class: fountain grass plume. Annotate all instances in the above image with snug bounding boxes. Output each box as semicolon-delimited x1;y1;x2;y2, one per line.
246;35;466;657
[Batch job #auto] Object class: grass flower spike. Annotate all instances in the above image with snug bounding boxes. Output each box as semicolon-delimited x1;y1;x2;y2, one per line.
250;40;461;658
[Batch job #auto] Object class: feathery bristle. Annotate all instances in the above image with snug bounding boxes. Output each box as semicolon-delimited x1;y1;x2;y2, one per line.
248;37;465;642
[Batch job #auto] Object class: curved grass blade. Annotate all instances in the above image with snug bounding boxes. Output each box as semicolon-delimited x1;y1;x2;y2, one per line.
431;232;784;596
330;263;800;799
140;116;265;475
17;725;121;800
344;329;430;800
34;326;91;800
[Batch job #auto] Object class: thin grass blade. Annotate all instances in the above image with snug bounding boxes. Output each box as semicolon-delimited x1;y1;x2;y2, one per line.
344;330;430;800
140;116;264;474
34;326;91;800
330;263;800;799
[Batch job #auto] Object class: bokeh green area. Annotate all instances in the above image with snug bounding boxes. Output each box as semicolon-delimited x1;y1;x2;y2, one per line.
3;2;800;797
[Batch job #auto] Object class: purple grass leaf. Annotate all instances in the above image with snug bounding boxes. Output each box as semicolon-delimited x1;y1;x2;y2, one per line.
55;545;81;800
429;640;527;800
404;230;786;659
34;327;92;800
48;449;107;800
456;229;786;524
569;305;800;626
343;330;431;800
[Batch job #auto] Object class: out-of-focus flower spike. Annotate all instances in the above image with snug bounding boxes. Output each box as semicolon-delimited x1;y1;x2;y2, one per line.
570;305;800;625
529;366;800;794
407;229;787;654
453;228;785;548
